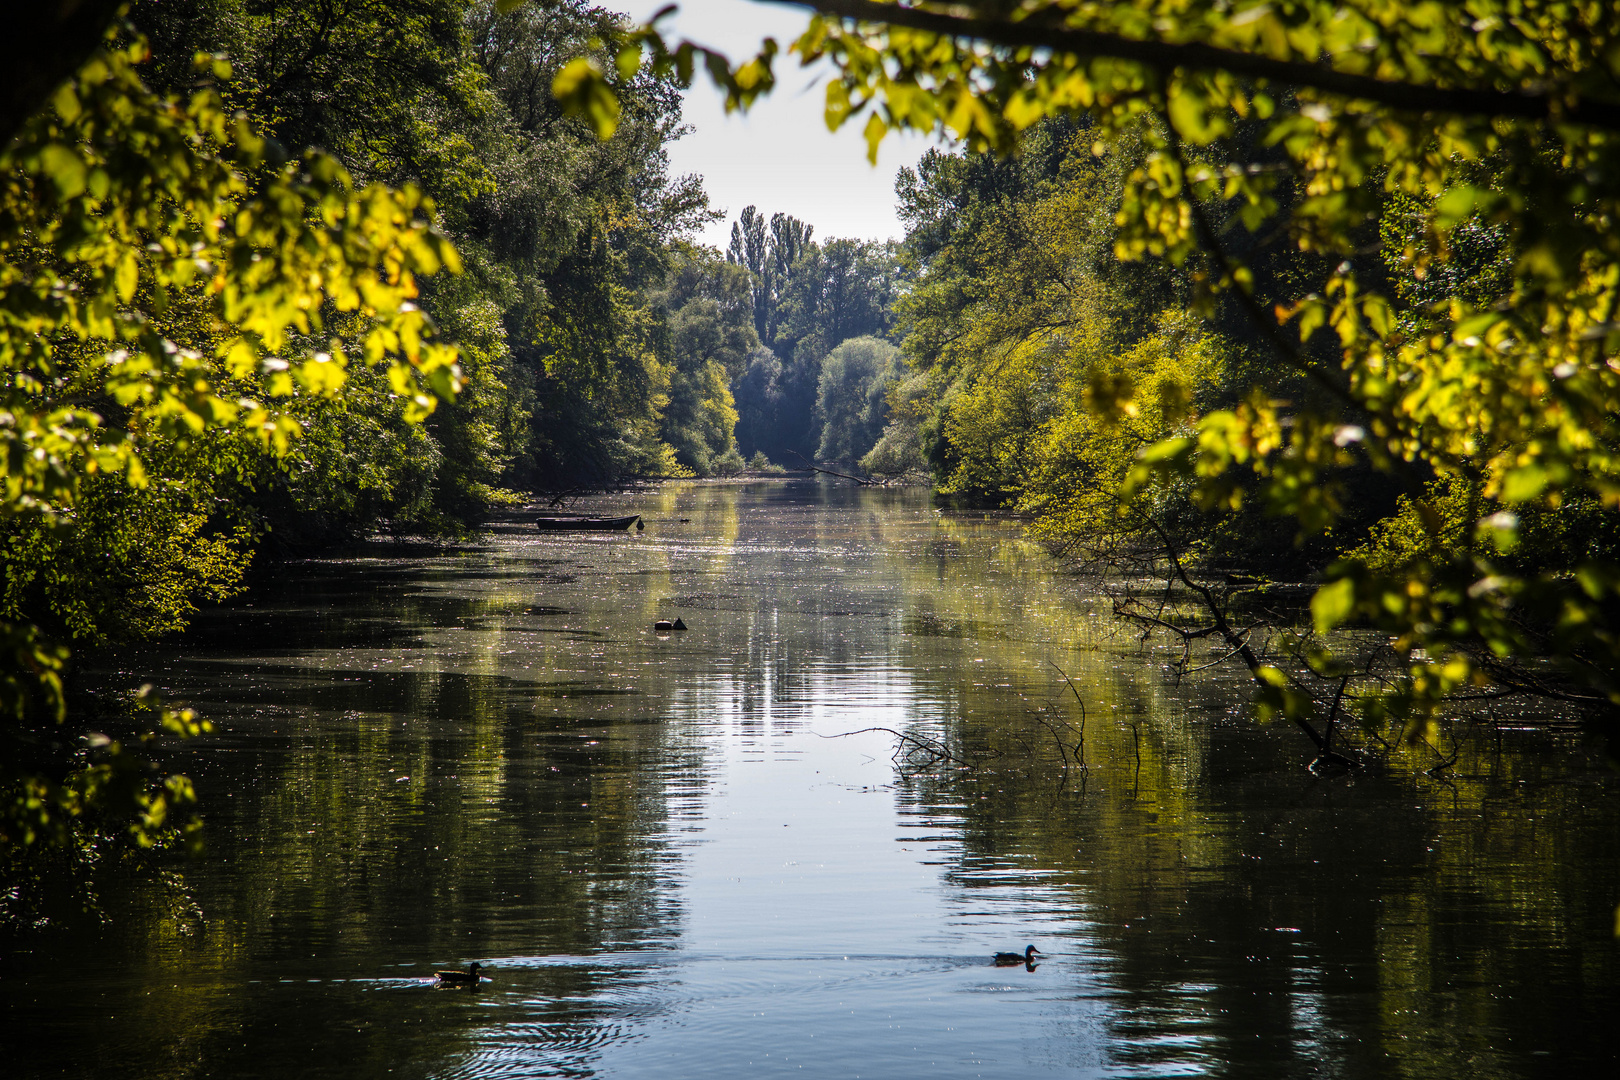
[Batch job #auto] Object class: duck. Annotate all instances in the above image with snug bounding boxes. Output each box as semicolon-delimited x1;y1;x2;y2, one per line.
993;945;1043;966
434;962;482;988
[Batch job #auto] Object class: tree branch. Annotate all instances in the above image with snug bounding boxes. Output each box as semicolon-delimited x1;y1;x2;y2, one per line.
787;449;879;484
774;0;1620;132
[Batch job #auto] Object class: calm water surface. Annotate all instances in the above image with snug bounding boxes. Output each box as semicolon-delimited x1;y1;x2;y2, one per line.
6;481;1618;1078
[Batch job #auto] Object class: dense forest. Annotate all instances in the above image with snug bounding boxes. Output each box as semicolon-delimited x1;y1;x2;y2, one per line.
723;205;903;466
0;0;902;876
8;0;1620;913
861;120;1620;758
3;5;1618;1074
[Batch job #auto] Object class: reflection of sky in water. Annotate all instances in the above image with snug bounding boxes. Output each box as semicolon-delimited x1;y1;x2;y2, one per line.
494;503;1117;1077
12;481;1617;1080
452;487;1112;1077
590;661;1109;1078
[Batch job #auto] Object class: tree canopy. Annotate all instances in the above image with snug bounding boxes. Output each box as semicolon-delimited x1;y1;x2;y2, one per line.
0;0;728;881
562;0;1620;750
0;30;460;854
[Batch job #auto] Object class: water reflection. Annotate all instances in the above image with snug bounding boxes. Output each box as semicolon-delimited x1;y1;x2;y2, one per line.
5;480;1617;1078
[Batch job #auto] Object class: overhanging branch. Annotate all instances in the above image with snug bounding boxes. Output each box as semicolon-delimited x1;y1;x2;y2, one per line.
772;0;1620;133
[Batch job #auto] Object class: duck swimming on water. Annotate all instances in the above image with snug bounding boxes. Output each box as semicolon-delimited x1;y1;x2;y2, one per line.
434;962;482;988
993;945;1043;967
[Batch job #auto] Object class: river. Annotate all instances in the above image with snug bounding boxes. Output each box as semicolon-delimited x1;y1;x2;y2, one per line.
6;480;1618;1078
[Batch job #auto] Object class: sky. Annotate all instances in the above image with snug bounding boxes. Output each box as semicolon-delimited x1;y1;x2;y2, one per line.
616;0;936;250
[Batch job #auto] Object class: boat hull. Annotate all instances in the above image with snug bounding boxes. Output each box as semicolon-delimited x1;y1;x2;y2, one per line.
533;514;643;531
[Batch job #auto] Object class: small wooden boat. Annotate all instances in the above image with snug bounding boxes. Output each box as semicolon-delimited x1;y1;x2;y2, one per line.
434;962;482;988
533;514;643;531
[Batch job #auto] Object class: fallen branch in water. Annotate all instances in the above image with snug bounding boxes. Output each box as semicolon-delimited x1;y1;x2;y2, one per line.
817;726;981;770
1048;661;1088;771
787;451;880;486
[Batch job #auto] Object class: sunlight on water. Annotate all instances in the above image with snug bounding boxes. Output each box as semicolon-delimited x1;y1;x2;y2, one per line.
5;480;1617;1079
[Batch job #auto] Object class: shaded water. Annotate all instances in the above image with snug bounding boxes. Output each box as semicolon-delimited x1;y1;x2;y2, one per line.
6;481;1618;1078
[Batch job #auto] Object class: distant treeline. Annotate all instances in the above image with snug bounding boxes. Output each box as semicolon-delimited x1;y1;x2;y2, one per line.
0;0;930;661
0;0;909;892
723;207;904;468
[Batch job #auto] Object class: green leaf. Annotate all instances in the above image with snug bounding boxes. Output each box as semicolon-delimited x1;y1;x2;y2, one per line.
1575;564;1618;600
862;112;886;164
552;58;620;139
114;250;138;304
1254;665;1289;689
1435;185;1501;227
1500;465;1549;503
1167;83;1224;144
1139;436;1192;463
39;144;86;198
1311;577;1357;633
616;44;642;81
52;83;81;124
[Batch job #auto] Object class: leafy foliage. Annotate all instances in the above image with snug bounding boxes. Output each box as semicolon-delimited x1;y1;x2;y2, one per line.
815;335;903;463
724;204;902;462
1;40;459;522
0;31;460;861
582;0;1620;746
136;0;717;499
467;0;719;487
654;247;755;475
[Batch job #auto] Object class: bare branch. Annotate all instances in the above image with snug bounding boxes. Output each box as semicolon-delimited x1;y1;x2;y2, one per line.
786;450;880;485
774;0;1620;132
817;726;979;769
1047;661;1087;770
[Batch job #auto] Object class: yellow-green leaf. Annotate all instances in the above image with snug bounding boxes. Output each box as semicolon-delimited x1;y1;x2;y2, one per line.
552;58;620;139
115;250;139;303
1501;465;1549;503
1311;577;1357;633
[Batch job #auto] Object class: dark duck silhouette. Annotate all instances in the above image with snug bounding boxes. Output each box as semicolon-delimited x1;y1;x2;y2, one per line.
434;962;482;989
993;945;1044;967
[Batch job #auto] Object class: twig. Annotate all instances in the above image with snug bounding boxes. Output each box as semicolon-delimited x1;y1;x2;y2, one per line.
1306;675;1362;773
1048;661;1087;770
1424;730;1463;776
1182;631;1258;675
817;726;977;769
787;450;879;486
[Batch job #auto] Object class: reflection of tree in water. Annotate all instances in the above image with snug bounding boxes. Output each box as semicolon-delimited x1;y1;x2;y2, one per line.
9;484;1617;1078
891;647;1620;1075
7;556;711;1079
